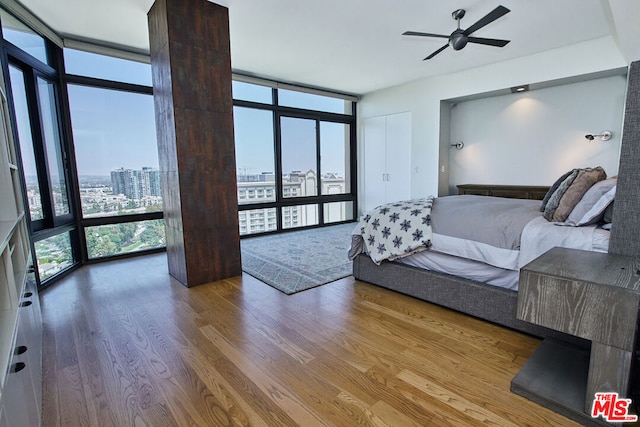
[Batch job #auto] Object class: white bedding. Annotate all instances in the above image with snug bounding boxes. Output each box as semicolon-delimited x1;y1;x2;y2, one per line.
352;214;610;291
518;216;609;267
395;221;609;290
395;250;520;290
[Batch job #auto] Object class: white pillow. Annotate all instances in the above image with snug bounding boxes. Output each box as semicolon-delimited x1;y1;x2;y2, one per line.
565;181;616;226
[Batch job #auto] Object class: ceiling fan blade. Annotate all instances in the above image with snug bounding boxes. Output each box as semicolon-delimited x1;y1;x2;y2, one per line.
424;44;449;60
402;31;449;39
466;37;510;47
463;5;510;36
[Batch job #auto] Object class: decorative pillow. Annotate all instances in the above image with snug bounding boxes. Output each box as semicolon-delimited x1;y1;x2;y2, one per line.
551;166;607;222
542;169;579;221
541;169;575;212
564;184;616;226
565;177;617;225
603;201;614;223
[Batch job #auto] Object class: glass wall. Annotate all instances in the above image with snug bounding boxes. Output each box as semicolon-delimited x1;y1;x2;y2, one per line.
0;8;48;64
2;9;80;285
233;81;356;235
64;49;164;261
38;77;70;216
1;7;357;286
280;116;318;198
34;232;73;280
67;85;161;219
234;106;276;205
85;219;165;259
7;65;43;221
64;48;152;86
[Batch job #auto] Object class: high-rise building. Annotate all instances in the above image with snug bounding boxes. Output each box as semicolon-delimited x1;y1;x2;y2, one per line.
237;170;345;235
140;167;162;197
111;167;162;199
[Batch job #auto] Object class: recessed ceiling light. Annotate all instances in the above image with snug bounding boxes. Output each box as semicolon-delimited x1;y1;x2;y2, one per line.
511;85;529;93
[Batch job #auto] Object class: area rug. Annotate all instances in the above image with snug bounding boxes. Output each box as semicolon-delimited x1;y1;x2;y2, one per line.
240;222;355;294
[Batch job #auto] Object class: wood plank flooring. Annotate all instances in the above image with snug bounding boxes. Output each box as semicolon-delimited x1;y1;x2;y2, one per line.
41;253;578;426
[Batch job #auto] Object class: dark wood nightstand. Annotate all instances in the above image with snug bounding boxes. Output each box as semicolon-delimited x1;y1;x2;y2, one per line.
512;247;640;426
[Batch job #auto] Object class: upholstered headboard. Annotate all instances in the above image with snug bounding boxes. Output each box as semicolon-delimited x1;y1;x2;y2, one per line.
610;60;640;256
608;59;640;407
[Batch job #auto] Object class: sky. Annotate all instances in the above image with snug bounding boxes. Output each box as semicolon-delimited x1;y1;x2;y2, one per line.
10;46;351;179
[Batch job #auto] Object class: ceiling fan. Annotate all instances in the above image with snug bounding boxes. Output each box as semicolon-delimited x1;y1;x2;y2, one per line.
403;5;511;60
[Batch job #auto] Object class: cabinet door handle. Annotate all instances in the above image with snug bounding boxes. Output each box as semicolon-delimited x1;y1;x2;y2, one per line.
14;345;27;355
23;291;33;298
10;362;26;373
20;300;32;307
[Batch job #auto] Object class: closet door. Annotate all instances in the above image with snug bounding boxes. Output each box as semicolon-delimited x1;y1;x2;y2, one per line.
385;112;411;203
363;116;387;211
362;113;412;212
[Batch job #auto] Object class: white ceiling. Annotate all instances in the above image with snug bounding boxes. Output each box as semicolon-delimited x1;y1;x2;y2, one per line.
11;0;635;95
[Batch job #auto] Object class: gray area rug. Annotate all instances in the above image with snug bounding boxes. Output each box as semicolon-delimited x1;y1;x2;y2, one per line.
241;222;355;294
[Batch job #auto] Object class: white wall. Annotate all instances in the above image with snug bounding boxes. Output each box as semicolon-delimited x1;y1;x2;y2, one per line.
357;35;629;213
447;75;626;194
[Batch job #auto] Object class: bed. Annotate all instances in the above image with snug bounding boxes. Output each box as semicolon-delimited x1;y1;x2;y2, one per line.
349;170;617;340
352;60;640;417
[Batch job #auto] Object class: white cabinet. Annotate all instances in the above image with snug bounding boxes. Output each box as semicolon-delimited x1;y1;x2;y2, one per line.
0;74;41;426
362;112;411;212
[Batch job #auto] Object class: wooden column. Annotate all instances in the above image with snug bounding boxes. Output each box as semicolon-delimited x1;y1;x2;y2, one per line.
148;0;241;287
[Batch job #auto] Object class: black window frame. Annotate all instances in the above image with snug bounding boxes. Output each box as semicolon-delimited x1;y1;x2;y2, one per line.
63;69;165;264
1;6;359;288
0;20;82;287
235;88;358;235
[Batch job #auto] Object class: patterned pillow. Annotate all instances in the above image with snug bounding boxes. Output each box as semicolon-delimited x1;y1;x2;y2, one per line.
543;169;579;221
551;166;607;222
541;169;575;212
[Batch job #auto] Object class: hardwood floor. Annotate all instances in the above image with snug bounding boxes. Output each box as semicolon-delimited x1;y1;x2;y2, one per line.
41;253;578;426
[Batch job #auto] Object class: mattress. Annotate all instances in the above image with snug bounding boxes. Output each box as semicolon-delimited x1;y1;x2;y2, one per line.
394;219;610;290
350;196;611;290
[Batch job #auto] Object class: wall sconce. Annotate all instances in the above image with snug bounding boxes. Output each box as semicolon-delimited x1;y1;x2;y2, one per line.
585;131;612;141
451;141;464;150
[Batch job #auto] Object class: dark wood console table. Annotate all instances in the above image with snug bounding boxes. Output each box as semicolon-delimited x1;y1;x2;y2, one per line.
513;247;640;426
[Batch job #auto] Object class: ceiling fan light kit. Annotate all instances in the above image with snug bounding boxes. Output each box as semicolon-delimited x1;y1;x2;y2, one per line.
403;5;511;60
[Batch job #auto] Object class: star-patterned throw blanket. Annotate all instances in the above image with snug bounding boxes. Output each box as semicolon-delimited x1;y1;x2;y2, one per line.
358;197;434;265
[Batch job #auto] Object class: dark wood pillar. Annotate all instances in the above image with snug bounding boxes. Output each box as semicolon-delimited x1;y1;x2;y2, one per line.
148;0;241;287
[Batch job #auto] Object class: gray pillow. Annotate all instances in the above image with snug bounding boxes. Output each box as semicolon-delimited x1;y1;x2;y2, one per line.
541;169;575;212
564;178;617;226
603;201;614;223
543;169;579;221
552;167;606;222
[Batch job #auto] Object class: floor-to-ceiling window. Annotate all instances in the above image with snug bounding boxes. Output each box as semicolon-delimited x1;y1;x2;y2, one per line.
1;9;79;283
0;6;358;287
1;8;165;285
233;80;357;236
64;48;165;261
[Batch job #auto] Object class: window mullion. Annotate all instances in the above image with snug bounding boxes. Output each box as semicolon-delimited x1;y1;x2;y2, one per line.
24;68;55;227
